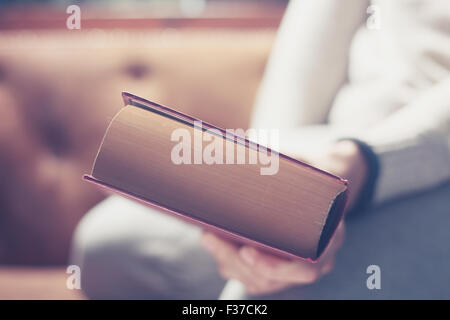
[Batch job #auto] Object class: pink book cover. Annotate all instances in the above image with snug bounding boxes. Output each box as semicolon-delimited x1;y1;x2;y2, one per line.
84;92;348;262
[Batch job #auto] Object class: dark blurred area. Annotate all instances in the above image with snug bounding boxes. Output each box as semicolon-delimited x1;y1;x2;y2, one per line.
0;0;286;298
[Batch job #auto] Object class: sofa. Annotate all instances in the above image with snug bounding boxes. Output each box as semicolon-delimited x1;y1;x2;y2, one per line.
0;25;276;298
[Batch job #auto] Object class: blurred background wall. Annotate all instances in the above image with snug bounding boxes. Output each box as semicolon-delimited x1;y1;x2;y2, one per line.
0;0;287;266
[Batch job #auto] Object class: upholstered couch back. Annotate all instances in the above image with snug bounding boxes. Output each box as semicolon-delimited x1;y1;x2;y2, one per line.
0;29;274;264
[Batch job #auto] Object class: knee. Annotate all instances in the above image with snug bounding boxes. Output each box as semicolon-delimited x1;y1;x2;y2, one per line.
70;196;224;299
70;197;144;298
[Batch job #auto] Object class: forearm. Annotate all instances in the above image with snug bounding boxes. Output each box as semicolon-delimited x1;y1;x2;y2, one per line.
358;79;450;204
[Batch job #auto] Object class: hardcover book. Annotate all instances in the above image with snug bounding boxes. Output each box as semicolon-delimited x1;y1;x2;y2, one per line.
84;92;348;261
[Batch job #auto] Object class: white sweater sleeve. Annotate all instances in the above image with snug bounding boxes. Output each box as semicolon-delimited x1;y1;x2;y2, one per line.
250;0;368;130
360;77;450;204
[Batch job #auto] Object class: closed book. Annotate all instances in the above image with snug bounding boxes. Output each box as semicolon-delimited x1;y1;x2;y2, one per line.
84;92;348;261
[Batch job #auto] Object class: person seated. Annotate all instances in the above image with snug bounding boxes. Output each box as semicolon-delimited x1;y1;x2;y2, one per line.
71;0;450;299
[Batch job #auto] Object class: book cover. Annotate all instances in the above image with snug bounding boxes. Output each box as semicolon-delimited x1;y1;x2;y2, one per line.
84;92;348;261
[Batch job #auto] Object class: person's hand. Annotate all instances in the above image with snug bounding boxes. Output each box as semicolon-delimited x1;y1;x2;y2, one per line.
202;222;345;295
201;140;367;295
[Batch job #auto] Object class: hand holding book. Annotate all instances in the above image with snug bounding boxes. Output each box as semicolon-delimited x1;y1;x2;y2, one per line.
86;93;356;297
203;140;367;296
